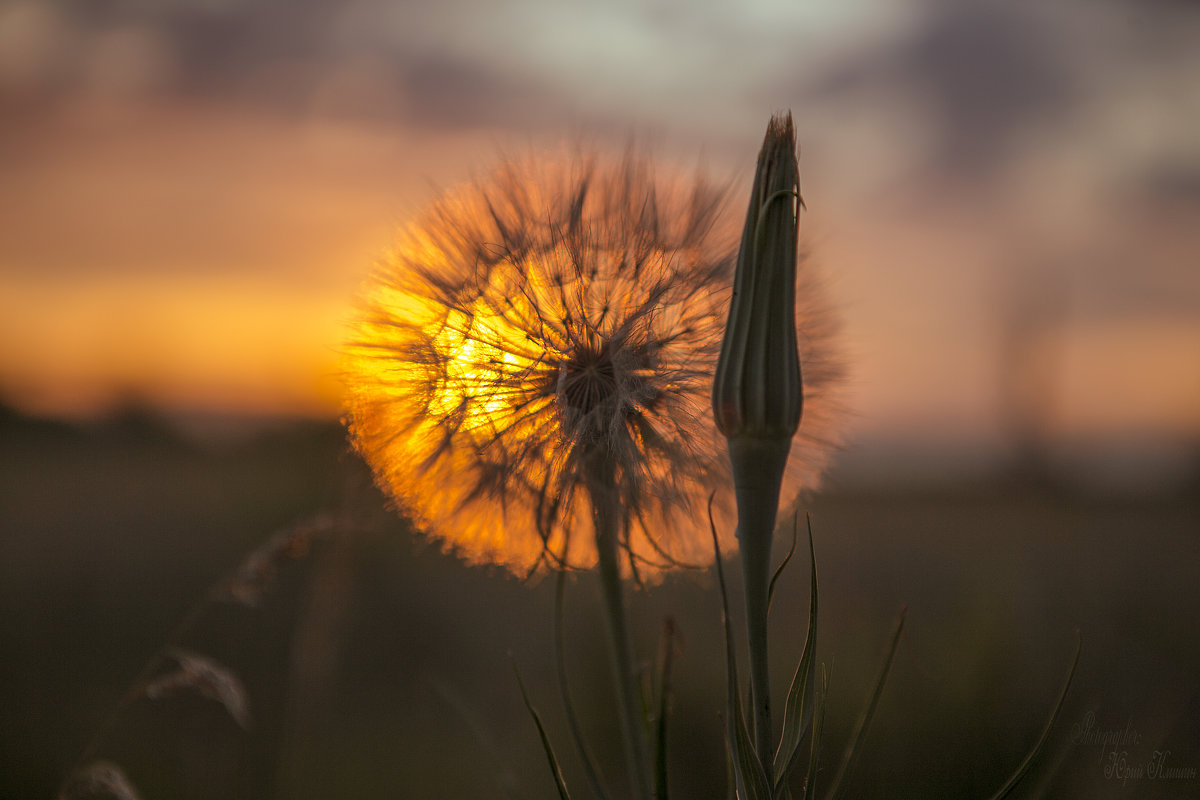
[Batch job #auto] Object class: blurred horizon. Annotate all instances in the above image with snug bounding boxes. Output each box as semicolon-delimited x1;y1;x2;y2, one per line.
5;395;1198;497
3;380;1197;800
3;0;1199;488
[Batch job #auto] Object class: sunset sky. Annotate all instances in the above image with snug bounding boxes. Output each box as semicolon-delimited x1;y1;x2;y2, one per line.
2;0;1198;479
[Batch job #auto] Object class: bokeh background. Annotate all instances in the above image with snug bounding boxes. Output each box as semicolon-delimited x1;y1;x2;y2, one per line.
2;0;1197;798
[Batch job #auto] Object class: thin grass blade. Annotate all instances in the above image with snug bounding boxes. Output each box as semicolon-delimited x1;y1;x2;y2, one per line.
773;518;818;792
513;660;574;800
554;568;611;800
985;632;1082;800
730;699;772;800
724;743;737;800
653;619;677;800
824;607;906;800
429;678;522;800
801;666;829;800
767;514;800;613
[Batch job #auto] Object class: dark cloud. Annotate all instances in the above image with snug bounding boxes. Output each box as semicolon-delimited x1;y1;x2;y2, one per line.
1112;0;1200;55
395;53;556;130
1139;165;1200;209
804;0;1080;174
55;0;342;75
15;0;566;131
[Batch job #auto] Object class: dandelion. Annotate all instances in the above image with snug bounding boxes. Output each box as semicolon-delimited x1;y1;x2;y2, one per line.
344;152;759;796
343;147;842;580
347;153;706;578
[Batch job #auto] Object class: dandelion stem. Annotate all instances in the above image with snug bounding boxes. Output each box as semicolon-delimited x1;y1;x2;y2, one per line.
729;437;791;782
591;469;654;800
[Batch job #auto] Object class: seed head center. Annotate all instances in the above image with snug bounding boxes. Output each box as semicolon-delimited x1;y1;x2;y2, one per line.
559;346;618;413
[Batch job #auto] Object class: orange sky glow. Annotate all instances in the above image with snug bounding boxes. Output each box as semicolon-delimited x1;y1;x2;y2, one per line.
2;0;1198;480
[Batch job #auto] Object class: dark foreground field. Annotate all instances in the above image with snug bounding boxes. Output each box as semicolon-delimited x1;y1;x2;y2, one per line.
2;411;1197;799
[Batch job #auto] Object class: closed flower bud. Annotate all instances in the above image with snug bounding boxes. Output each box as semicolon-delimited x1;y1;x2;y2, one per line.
712;112;803;443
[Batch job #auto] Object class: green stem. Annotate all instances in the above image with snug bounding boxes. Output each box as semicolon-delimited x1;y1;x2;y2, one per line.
728;437;791;784
592;479;654;800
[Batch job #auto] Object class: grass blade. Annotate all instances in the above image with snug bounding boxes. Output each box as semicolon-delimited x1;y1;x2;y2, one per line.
724;742;737;800
710;495;771;800
428;678;522;800
653;619;677;800
802;666;829;800
773;518;818;792
729;697;772;800
824;607;906;800
554;568;611;800
985;631;1082;800
767;514;800;613
513;660;574;800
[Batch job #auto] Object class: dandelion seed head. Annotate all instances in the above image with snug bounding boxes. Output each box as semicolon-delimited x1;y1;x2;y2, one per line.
343;148;843;578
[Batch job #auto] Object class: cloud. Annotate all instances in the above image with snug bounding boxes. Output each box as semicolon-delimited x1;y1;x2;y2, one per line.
390;52;563;131
1140;165;1200;210
804;0;1081;173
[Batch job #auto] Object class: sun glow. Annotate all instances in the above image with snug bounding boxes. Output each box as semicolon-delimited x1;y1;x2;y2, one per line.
426;305;529;430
